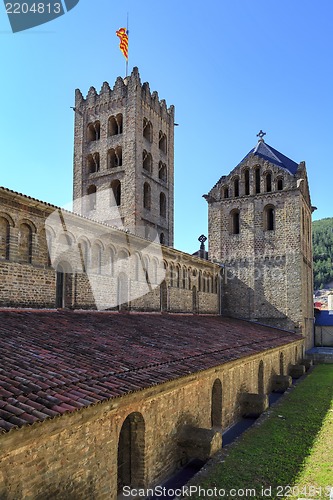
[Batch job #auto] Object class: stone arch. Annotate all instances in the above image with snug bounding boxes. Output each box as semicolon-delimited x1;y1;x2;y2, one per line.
233;176;239;197
254;165;261;193
87;152;100;173
143;118;153;142
158;161;167;182
108;114;123;136
265;171;272;192
222;186;229;199
18;221;35;263
118;271;129;310
277;176;284;191
56;261;72;308
258;360;265;394
87;185;97;211
117;412;145;492
176;264;181;288
211;378;222;427
160;192;166;218
192;285;198;313
143;183;151;210
111;180;121;207
0;215;11;260
159;131;167;153
244;168;250;195
142;150;152;173
87;121;100;141
230;209;240;235
160;280;167;312
280;352;285;375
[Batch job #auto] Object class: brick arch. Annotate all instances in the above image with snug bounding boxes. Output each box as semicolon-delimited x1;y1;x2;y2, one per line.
0;212;15;227
117;412;145;492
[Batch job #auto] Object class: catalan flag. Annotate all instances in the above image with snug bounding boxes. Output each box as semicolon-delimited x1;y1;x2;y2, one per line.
116;27;129;61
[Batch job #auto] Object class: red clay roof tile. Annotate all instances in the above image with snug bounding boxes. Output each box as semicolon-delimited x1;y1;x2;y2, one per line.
0;309;301;433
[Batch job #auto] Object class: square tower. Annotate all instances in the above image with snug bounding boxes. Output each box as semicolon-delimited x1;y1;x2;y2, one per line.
73;67;175;246
205;136;315;349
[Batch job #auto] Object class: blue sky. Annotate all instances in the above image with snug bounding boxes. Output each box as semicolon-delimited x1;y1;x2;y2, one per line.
0;0;332;254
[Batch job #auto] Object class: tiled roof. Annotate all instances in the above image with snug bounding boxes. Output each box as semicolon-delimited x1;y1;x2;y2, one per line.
241;141;299;174
0;310;300;433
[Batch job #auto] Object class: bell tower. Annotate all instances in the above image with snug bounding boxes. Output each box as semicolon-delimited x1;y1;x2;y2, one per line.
205;133;314;349
73;67;175;246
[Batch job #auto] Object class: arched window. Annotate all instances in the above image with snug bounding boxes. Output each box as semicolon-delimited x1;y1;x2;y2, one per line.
108;148;122;168
255;166;261;194
223;187;229;199
158;161;167;182
211;379;222;427
143;183;151;210
265;172;272;192
87;152;100;174
92;243;102;274
87;121;100;142
234;177;239;197
160;233;165;245
143;118;153;142
18;223;33;263
159;131;167;154
0;217;10;260
244;169;250;195
117;412;145;492
143;150;152;173
160;192;166;218
277;177;283;191
111;180;121;206
230;209;240;235
108;114;123;136
87;185;97;211
264;205;275;231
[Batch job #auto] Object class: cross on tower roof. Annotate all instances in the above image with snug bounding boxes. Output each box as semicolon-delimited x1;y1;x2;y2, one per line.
257;130;266;142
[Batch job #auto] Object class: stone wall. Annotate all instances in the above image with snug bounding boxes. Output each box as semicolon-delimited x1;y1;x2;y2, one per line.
0;188;219;313
0;341;302;500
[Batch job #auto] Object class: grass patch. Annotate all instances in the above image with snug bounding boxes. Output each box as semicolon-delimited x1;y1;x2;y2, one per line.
192;365;333;499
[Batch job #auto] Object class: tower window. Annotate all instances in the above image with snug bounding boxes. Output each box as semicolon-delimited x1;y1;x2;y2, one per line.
159;161;167;182
143;118;153;142
223;187;229;199
143;150;153;173
108;114;123;136
264;205;275;231
160;233;165;244
143;182;151;210
87;121;100;142
234;177;239;197
111;180;121;206
87;153;100;174
230;209;240;235
265;172;272;192
255;167;261;194
160;192;166;218
159;131;167;154
87;185;97;210
277;178;283;190
244;169;250;195
108;147;122;168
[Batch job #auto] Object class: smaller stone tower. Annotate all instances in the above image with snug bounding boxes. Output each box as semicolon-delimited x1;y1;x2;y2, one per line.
205;133;315;349
73;67;175;246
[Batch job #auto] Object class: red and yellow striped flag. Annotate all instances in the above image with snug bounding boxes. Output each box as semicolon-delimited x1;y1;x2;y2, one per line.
116;27;128;61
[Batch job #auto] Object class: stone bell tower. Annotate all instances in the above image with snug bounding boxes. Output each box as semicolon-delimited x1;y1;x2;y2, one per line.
205;132;315;349
73;67;175;246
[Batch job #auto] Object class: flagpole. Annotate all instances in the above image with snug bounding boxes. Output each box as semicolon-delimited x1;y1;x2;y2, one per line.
126;12;129;77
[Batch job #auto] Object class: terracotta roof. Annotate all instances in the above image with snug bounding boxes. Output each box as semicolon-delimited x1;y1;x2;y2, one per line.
0;310;300;433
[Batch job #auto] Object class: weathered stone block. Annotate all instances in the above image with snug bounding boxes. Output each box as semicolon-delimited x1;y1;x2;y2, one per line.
241;393;269;418
178;426;222;461
289;364;306;378
300;359;313;371
272;375;292;393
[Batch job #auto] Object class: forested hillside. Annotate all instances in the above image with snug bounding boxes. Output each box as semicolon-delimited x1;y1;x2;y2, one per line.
313;217;333;289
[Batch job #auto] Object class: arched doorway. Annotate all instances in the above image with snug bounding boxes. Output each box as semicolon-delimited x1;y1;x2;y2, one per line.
56;262;72;308
211;379;222;427
117;412;145;493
